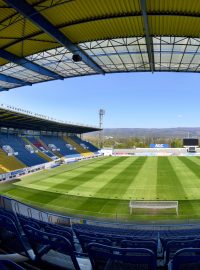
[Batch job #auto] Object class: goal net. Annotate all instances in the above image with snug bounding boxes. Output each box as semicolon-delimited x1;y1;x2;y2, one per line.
129;200;178;215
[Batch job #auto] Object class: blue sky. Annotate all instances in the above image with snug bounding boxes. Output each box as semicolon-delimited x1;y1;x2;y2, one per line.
0;72;199;128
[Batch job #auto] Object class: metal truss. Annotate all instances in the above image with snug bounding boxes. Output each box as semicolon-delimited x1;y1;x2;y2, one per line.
153;37;200;72
0;61;53;84
1;36;200;91
0;0;73;32
0;49;63;80
27;47;97;77
80;37;149;72
5;0;105;75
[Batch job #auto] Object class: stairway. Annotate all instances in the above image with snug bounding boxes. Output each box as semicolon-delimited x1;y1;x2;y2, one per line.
22;137;52;162
37;138;62;158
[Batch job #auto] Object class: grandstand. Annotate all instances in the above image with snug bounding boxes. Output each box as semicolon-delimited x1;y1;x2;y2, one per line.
0;105;101;180
1;0;200;269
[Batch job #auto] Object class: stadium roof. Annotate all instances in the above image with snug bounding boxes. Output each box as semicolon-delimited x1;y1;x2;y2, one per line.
0;0;200;91
0;104;100;133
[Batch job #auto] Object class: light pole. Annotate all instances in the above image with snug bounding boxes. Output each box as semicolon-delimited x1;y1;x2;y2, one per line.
99;109;105;149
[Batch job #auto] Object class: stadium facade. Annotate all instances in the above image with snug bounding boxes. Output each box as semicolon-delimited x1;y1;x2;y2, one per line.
0;103;101;180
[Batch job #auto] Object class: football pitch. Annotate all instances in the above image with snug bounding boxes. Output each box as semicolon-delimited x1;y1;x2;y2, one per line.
1;156;200;222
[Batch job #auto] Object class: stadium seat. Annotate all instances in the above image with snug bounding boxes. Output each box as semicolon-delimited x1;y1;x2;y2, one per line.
168;248;200;270
87;243;157;270
78;234;112;253
18;216;41;230
165;239;200;264
0;214;33;260
120;240;158;256
0;260;26;270
45;225;76;251
23;225;92;270
160;236;198;251
74;228;133;246
41;135;80;157
70;136;99;154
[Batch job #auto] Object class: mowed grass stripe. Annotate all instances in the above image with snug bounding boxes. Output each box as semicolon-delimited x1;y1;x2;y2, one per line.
15;157;108;186
4;185;129;218
18;157;127;192
186;156;200;166
156;157;187;200
46;157;129;193
70;157;137;196
2;156;200;220
177;156;200;179
4;186;62;205
169;157;200;200
73;157;147;214
170;157;200;188
92;157;148;199
124;156;158;200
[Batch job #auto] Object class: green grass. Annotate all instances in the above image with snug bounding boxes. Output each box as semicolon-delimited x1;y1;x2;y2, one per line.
1;156;200;222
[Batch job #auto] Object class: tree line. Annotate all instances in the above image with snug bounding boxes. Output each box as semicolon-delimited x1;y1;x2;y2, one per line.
85;136;184;148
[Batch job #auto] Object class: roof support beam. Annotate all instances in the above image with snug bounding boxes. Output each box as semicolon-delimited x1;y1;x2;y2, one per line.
0;49;64;80
0;73;31;86
140;0;155;72
5;0;105;75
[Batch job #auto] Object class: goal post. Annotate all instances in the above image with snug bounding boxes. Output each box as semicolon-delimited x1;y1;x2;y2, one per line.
129;200;178;215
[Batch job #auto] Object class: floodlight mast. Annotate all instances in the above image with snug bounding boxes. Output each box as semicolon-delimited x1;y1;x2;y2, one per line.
99;109;105;149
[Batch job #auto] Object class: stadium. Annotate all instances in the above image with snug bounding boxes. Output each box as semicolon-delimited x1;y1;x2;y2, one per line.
1;0;200;269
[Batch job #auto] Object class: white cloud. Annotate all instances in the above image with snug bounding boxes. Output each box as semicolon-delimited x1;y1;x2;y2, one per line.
177;114;183;118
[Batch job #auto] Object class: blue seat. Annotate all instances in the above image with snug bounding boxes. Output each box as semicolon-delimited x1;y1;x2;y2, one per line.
161;236;196;251
0;260;26;270
87;243;157;270
18;216;41;230
165;239;200;264
74;228;132;246
23;225;91;270
0;214;32;259
168;248;200;270
121;240;157;256
45;225;76;251
78;234;112;253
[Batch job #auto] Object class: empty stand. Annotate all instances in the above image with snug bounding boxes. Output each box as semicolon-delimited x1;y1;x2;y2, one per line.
0;133;100;174
0;148;25;173
168;248;200;270
0;134;46;167
87;243;157;270
1;196;200;269
63;136;93;157
41;135;80;157
72;136;99;153
22;137;52;162
37;137;62;158
24;225;92;270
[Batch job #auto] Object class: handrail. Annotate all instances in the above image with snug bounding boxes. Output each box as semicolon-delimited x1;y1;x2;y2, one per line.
0;103;98;128
1;194;200;230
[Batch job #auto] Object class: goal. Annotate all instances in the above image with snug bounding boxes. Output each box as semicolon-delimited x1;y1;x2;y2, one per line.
129;200;178;215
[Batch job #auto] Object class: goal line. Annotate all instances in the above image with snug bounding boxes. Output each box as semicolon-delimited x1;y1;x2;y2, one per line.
129;200;179;215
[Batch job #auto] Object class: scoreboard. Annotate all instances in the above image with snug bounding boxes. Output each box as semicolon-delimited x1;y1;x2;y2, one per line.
183;138;199;146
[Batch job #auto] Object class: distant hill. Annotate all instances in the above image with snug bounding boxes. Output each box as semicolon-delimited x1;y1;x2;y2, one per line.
88;128;200;138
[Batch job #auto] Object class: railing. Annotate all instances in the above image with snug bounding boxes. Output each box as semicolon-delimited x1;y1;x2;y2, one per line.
0;103;98;129
1;194;200;230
